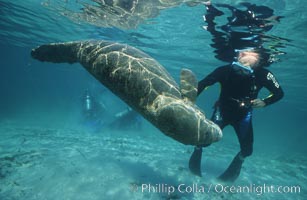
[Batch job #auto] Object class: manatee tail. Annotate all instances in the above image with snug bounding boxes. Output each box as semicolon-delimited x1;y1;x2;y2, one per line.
31;42;80;64
189;146;203;177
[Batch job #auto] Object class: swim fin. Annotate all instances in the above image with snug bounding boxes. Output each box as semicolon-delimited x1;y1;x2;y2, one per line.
189;146;203;177
218;152;244;182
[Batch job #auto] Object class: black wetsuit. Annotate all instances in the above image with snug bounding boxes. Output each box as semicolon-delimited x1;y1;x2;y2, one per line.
198;62;284;157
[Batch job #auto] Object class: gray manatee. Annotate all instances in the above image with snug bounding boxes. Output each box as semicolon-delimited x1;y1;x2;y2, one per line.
31;40;222;145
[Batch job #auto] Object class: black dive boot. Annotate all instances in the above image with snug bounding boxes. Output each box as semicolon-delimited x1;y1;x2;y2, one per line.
218;152;244;182
189;146;203;177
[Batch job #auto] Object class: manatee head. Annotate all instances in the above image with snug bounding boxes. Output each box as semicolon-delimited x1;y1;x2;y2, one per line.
152;95;222;146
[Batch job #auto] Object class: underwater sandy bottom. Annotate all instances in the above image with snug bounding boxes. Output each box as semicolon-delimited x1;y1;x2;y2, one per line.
0;122;305;200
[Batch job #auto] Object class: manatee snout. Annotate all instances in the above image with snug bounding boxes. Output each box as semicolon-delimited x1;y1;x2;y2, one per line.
157;102;222;145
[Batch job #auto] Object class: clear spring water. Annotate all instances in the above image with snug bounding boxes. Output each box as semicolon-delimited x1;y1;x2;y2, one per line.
0;0;306;199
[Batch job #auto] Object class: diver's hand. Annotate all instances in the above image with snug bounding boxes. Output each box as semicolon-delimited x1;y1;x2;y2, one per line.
251;99;266;108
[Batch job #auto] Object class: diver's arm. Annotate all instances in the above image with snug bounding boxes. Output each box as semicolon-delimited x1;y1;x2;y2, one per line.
261;70;284;106
198;66;228;95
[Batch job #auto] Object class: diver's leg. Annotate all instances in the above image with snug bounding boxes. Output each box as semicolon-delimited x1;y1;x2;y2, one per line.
236;111;254;158
218;111;253;182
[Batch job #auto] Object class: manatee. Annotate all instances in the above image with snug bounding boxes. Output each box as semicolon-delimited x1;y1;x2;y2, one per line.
31;40;222;145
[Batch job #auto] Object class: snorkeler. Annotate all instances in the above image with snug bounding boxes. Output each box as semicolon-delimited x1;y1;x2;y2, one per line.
81;89;106;132
190;48;284;182
189;1;285;182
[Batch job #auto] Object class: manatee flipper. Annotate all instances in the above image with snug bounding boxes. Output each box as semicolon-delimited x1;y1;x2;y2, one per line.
180;68;198;103
189;146;203;177
218;152;244;182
